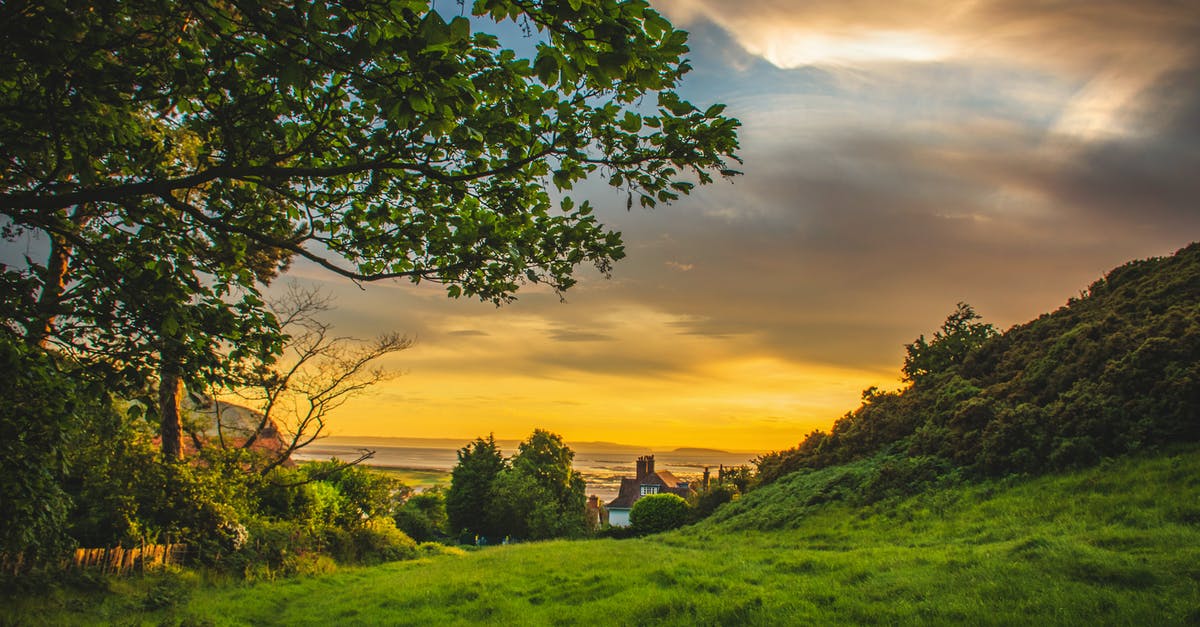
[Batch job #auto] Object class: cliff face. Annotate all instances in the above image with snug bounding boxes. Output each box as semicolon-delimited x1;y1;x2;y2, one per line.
180;393;290;461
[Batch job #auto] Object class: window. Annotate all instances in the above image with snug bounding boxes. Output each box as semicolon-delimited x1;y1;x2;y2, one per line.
639;485;659;496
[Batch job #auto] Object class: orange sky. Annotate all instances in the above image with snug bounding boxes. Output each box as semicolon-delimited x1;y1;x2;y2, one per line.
258;0;1200;452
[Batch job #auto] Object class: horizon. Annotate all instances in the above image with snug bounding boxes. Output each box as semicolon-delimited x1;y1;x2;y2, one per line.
313;434;770;456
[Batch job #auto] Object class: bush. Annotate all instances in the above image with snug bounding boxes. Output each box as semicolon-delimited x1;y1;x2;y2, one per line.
630;494;690;534
0;336;95;564
347;518;418;564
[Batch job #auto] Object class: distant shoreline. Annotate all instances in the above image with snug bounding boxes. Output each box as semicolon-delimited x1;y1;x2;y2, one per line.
312;435;766;456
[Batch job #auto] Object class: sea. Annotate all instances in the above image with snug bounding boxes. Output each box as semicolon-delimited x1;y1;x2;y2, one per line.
292;436;760;501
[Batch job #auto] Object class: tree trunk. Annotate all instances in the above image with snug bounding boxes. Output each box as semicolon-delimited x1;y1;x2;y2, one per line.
25;231;72;347
158;355;184;462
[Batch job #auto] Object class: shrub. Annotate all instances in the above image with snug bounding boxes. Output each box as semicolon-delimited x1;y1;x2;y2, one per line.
630;494;690;534
349;518;418;564
690;483;739;521
0;336;96;565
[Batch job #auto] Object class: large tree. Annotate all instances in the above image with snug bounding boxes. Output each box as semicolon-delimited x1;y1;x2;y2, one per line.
446;434;507;538
490;428;587;539
0;0;740;459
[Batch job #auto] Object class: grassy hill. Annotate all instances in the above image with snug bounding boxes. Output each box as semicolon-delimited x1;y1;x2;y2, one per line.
13;444;1199;625
757;242;1200;484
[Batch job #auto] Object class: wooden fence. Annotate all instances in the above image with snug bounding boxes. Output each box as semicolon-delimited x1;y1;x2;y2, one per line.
2;544;187;576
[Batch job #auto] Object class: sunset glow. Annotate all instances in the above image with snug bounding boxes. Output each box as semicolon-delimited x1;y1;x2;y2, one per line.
262;0;1199;453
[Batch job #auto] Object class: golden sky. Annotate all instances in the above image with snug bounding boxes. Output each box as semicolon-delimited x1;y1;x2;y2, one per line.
267;0;1200;452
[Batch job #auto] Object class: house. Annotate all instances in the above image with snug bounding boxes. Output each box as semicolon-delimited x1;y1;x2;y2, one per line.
607;455;692;527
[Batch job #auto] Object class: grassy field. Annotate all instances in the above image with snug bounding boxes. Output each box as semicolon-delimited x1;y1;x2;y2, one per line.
8;447;1200;625
367;466;451;491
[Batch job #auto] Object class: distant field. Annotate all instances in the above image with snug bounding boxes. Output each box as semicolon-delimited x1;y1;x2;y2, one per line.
12;445;1199;625
367;466;451;491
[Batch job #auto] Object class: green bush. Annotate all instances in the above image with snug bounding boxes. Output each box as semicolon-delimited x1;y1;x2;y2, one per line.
342;518;417;564
630;494;690;534
0;337;92;564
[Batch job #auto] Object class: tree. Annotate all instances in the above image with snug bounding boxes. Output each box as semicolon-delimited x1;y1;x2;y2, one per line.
394;487;448;542
0;0;742;462
490;429;587;539
902;303;997;383
446;434;507;538
197;284;412;473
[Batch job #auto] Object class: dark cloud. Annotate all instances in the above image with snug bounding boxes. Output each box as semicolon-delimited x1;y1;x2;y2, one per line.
548;329;615;343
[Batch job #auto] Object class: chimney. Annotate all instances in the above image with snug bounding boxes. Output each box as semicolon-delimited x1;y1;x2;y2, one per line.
636;454;655;479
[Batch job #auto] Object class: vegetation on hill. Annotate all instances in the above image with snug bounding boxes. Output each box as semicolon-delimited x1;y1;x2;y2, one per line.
756;243;1200;486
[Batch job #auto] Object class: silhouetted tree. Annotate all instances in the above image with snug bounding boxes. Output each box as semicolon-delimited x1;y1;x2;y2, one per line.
902;302;997;383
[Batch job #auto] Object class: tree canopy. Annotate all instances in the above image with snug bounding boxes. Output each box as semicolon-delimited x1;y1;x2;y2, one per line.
0;0;741;458
445;429;587;541
1;0;739;300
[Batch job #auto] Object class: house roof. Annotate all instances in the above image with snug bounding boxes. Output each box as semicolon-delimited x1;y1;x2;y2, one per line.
607;471;690;509
608;478;641;509
648;469;684;488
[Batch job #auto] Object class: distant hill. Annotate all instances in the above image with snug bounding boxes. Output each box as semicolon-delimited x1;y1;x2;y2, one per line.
320;436;745;456
757;242;1200;483
672;447;733;455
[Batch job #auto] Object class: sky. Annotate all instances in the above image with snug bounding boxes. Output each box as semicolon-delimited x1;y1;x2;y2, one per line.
163;1;1200;451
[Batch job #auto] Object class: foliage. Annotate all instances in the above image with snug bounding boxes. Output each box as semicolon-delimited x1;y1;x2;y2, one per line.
0;1;742;456
629;493;690;534
757;243;1200;485
497;429;588;540
10;446;1200;625
901;302;997;383
446;429;587;541
688;482;740;522
446;434;507;538
325;518;419;566
0;334;85;563
394;487;449;543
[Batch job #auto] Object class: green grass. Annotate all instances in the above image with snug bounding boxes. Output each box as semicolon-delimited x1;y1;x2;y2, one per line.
367;466;451;491
9;447;1200;625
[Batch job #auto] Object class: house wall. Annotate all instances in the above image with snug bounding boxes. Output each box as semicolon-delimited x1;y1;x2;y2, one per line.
609;508;631;527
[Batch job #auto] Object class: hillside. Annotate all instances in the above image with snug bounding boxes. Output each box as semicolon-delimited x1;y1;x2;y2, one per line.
16;445;1200;625
757;242;1200;483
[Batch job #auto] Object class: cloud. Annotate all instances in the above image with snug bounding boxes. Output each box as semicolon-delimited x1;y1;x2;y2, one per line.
446;329;490;337
548;328;614;343
659;0;1200;140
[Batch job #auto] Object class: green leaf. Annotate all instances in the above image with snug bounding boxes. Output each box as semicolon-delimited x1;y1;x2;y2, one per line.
619;112;642;132
449;16;471;42
534;51;559;86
